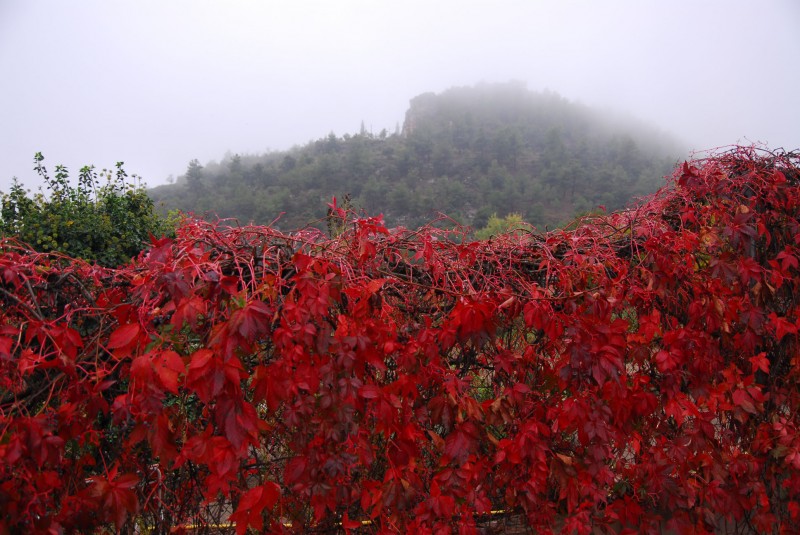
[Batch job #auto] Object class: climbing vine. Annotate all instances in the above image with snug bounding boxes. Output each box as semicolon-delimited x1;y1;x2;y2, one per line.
1;147;798;534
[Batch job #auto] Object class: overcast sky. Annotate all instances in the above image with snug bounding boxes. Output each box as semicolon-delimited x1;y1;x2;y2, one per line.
1;0;798;193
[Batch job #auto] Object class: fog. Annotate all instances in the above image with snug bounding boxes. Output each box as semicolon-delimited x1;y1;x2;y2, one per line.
1;0;798;193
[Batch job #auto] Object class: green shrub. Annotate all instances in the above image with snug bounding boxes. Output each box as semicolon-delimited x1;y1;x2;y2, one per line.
1;153;174;266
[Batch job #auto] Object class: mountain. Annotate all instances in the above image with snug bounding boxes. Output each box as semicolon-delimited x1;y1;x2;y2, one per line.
149;82;687;231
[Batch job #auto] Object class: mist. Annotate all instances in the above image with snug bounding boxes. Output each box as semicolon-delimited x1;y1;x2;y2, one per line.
1;0;798;193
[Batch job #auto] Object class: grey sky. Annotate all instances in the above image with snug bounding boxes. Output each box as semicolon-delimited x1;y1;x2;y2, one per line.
1;0;798;193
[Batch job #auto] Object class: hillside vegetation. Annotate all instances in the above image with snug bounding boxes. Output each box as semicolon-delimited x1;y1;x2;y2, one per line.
149;82;685;231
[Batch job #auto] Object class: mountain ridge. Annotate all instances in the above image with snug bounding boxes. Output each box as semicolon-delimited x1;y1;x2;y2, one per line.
149;82;687;231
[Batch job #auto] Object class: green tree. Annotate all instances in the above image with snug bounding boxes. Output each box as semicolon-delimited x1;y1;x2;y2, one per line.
0;153;174;267
474;212;528;240
492;126;521;170
185;158;204;186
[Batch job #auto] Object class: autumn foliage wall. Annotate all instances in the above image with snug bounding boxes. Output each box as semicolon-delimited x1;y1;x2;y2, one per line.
1;147;799;534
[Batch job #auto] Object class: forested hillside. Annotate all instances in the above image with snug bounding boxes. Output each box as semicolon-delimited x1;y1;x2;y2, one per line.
149;82;686;231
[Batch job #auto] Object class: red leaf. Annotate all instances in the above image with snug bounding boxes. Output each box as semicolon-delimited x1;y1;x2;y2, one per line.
776;248;798;272
233;300;272;340
153;350;185;393
655;348;682;373
444;422;479;464
176;426;214;466
284;456;307;486
149;412;178;461
365;278;387;295
769;312;798;341
187;349;227;402
0;336;14;361
108;323;140;349
428;480;456;517
749;352;770;374
188;347;213;370
359;384;382;399
230;482;281;535
789;500;800;522
171;296;207;329
342;511;361;529
732;388;757;414
219;398;259;452
87;470;139;529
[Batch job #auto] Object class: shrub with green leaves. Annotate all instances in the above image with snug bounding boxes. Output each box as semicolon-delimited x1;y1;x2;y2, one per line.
1;153;174;266
473;212;529;240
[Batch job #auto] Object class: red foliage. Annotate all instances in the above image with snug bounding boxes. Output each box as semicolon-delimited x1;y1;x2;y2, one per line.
1;146;799;533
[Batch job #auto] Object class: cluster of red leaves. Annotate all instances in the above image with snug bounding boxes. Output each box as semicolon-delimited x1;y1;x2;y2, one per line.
1;146;799;534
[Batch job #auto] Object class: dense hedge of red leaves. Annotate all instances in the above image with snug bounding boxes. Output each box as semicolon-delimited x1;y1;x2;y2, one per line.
1;147;799;534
